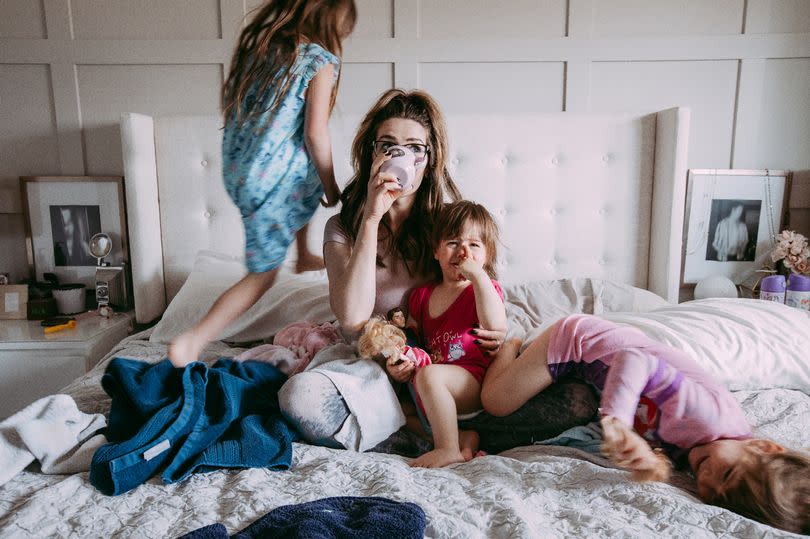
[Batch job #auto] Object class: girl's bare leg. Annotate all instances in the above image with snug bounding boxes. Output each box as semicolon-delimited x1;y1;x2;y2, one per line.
295;224;325;272
168;269;278;367
481;328;555;417
410;365;481;468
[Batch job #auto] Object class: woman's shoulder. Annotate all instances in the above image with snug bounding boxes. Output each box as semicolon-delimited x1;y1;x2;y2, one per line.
324;214;351;245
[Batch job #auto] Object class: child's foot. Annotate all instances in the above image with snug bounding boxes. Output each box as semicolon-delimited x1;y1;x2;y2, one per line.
410;448;466;468
600;416;671;482
295;253;325;273
459;430;480;461
167;331;206;368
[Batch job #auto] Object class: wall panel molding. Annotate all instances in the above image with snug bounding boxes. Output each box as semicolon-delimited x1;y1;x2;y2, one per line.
1;0;809;284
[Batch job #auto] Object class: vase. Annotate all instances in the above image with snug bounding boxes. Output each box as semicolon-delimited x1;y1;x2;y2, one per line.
774;259;792;278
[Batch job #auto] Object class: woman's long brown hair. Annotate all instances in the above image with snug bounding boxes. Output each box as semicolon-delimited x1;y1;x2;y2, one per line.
222;0;357;125
339;89;463;278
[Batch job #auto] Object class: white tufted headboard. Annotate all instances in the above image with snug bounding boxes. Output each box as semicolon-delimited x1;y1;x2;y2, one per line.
121;108;689;323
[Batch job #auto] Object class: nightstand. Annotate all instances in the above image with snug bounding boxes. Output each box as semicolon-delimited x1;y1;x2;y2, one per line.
0;311;133;419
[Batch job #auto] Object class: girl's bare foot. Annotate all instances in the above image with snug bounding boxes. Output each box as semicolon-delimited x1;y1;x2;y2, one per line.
600;416;671;482
295;252;325;273
459;430;480;461
410;447;466;468
167;331;206;368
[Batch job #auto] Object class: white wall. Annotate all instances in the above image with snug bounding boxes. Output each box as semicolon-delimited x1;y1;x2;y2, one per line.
1;0;809;286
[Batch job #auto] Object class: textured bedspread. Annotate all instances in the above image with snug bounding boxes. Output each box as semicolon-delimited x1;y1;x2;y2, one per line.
1;331;808;538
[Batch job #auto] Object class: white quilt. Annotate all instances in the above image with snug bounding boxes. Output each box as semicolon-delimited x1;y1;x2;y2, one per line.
1;298;809;538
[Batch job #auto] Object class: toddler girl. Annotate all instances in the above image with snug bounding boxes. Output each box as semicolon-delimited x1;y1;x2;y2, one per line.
169;0;357;366
386;200;507;468
482;314;810;534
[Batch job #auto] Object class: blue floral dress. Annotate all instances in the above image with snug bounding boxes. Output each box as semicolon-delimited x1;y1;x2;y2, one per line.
222;43;339;273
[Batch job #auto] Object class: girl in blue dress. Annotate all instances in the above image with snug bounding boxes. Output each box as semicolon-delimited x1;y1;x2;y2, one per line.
169;0;357;367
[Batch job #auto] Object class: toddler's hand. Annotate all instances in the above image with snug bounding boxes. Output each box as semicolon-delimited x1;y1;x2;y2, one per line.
458;255;486;281
386;353;416;382
600;416;671;482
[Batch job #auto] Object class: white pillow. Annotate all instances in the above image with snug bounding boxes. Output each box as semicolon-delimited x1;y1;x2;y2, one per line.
149;250;334;344
505;277;670;337
603;298;810;392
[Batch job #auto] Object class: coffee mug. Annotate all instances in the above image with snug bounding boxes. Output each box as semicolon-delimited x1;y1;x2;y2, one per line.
379;145;417;190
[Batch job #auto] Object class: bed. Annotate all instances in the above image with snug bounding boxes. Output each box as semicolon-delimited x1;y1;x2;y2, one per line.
1;108;809;538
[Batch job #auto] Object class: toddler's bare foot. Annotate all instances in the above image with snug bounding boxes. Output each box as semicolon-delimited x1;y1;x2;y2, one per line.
601;415;671;482
167;332;206;368
410;447;466;468
459;430;480;461
295;253;325;273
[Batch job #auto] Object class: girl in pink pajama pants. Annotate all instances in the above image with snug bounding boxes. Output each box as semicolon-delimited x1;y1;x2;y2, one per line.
543;314;752;458
480;313;810;536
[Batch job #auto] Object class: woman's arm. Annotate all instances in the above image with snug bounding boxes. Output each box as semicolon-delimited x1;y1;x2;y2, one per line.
324;219;380;332
324;154;402;332
304;63;340;206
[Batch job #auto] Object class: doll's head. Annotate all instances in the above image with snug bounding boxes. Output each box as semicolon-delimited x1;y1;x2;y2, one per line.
357;316;406;363
386;307;406;328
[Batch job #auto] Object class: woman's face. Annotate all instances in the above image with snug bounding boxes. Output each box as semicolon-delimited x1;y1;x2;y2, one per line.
374;118;430;197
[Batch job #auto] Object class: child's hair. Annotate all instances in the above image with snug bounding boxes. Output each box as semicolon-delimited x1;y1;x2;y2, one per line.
222;0;357;125
339;89;462;278
433;200;500;279
715;449;810;534
357;316;406;363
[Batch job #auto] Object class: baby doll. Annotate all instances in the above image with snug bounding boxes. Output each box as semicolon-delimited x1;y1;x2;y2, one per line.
357;316;431;369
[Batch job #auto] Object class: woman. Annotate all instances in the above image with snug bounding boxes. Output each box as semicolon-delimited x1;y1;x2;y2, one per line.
279;89;597;453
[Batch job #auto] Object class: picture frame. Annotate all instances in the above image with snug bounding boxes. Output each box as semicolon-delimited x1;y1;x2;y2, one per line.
681;169;791;285
20;176;129;290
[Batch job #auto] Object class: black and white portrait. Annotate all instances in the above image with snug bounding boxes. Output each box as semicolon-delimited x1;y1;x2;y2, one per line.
705;199;761;262
50;205;102;266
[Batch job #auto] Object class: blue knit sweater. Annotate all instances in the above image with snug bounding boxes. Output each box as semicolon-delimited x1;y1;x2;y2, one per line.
90;358;297;496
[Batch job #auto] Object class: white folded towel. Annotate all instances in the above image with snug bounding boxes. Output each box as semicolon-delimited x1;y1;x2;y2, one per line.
0;394;107;486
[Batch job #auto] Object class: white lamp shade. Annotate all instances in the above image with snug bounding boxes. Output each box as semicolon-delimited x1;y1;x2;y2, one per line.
694;275;738;299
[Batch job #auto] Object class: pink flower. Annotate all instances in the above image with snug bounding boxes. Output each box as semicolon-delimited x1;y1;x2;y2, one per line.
770;229;810;272
785;253;804;270
771;245;788;262
795;259;809;274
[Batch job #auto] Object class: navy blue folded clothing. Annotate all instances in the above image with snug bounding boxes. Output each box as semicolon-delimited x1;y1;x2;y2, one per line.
178;496;427;539
90;358;297;496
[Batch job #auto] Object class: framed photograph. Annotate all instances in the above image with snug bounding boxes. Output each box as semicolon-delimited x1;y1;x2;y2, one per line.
682;169;791;285
21;176;129;289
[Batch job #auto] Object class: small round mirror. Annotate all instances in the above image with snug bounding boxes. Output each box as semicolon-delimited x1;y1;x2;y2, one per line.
89;233;112;263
